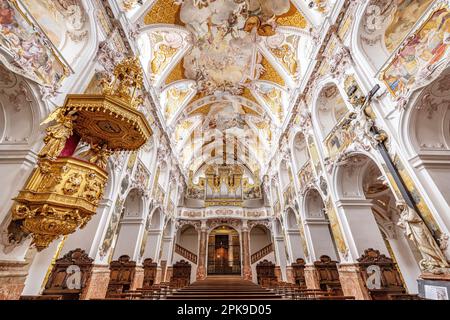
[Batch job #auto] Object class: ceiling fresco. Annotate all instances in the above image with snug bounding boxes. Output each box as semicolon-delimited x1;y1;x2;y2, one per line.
134;0;320;178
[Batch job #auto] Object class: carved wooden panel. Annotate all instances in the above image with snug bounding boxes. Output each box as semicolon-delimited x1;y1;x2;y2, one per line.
106;255;137;296
292;258;306;288
172;260;191;287
43;248;93;300
313;255;343;295
357;248;406;300
256;259;276;285
143;258;158;288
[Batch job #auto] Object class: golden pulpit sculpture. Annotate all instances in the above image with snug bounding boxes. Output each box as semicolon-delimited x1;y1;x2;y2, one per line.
11;57;152;251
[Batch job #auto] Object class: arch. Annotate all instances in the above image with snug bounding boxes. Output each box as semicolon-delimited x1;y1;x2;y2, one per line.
353;0;435;73
207;225;241;275
313;83;349;141
285;207;306;263
158;217;175;265
292;131;310;172
332;153;422;293
250;224;272;257
111;188;146;260
400;66;450;214
303;188;338;261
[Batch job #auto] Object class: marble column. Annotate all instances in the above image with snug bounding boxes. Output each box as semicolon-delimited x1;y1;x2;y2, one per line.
80;265;110;300
196;225;207;280
304;264;321;289
131;266;144;290
337;264;371;300
242;224;252;281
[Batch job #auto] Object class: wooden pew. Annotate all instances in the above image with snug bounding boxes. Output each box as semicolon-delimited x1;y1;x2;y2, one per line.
357;248;406;300
314;255;343;296
106;255;137;297
20;295;63;300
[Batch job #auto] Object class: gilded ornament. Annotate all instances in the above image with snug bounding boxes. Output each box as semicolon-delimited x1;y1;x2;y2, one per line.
10;57;150;251
39;109;78;161
11;158;107;251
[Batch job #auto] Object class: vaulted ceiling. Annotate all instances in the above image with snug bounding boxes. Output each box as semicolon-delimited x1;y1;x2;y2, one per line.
127;0;328;179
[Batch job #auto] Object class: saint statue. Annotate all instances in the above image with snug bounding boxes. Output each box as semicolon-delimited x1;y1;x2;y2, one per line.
39;109;78;161
80;144;112;170
396;201;449;273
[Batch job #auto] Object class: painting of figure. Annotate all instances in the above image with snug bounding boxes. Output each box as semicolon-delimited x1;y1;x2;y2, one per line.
0;0;67;86
382;7;450;97
385;0;434;53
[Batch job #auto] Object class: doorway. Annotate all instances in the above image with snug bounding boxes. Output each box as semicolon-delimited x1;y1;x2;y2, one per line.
207;226;241;275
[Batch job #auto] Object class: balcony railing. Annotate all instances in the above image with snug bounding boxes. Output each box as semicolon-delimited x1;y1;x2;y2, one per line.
251;243;274;264
175;244;197;264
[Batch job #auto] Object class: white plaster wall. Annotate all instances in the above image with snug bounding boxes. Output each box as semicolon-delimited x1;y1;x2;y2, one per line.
22;240;60;295
307;223;338;260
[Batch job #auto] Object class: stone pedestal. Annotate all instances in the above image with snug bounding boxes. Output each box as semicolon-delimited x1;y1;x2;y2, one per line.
0;260;29;300
285;266;294;284
131;266;144;290
165;266;173;283
155;266;162;284
304;265;320;289
418;273;450;300
337;263;370;300
274;266;282;282
80;264;110;300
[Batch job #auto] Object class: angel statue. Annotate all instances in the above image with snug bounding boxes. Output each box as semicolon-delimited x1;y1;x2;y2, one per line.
39;109;78;161
396;201;449;274
79;144;112;170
